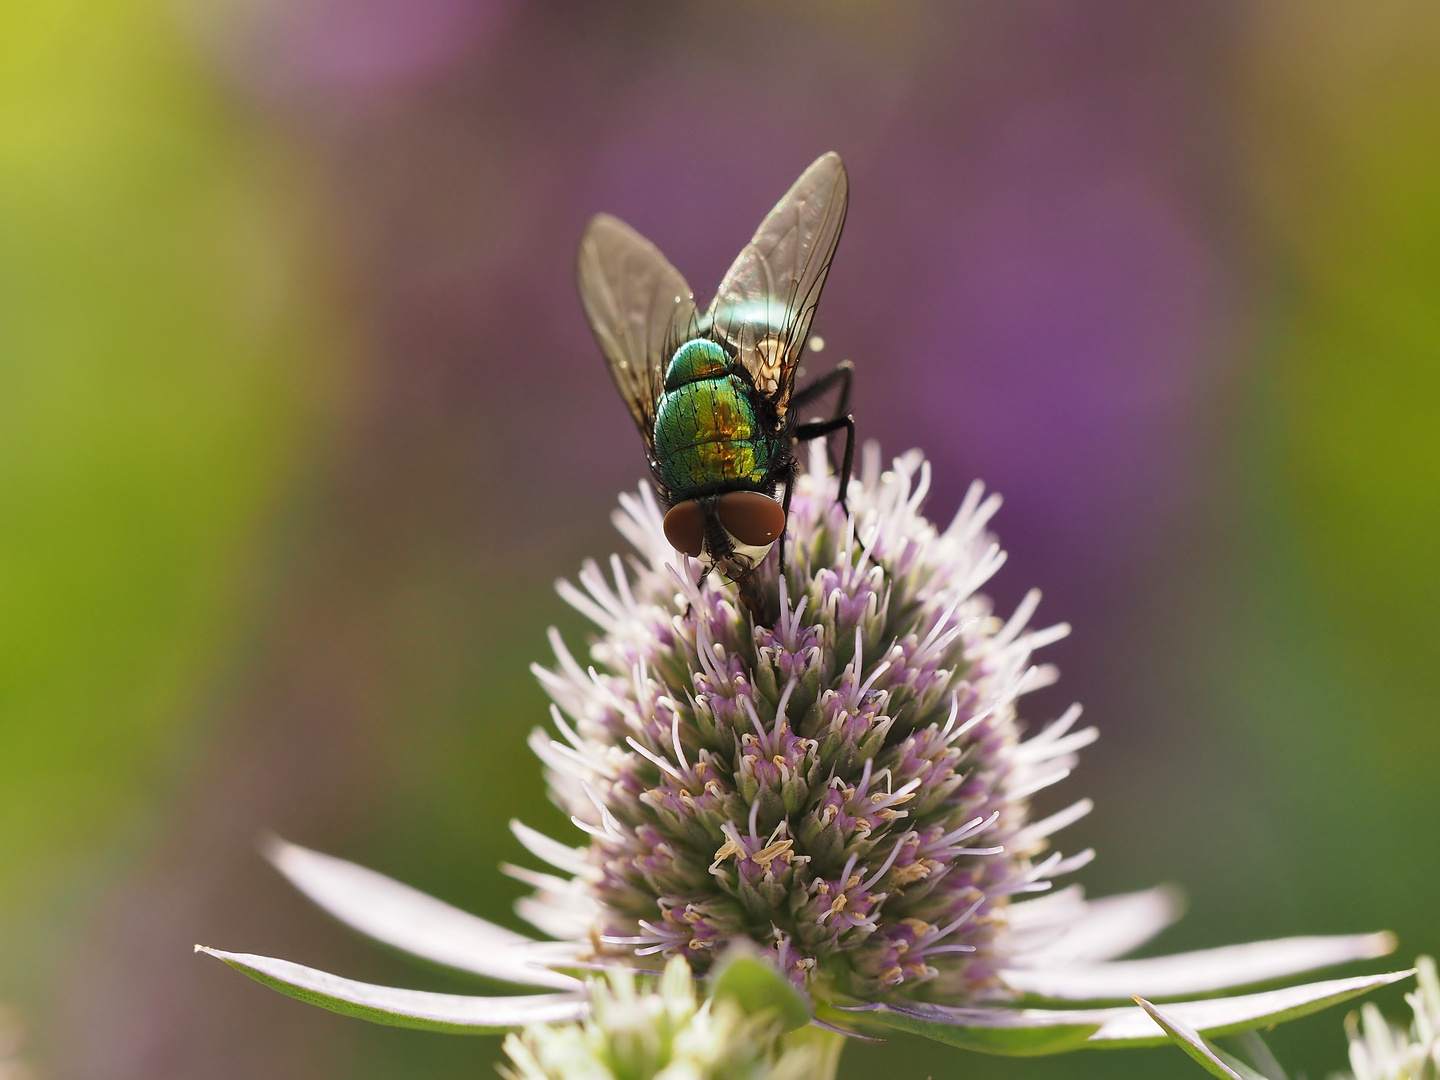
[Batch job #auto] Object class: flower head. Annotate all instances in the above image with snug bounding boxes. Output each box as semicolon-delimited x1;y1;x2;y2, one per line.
519;443;1093;1004
198;443;1404;1059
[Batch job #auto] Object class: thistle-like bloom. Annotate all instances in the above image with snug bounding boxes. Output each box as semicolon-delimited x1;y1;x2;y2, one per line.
522;443;1090;1002
501;956;825;1080
197;447;1407;1057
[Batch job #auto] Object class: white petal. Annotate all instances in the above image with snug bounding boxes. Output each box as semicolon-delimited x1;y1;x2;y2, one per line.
196;946;587;1032
1004;932;1397;1001
265;838;581;990
1006;884;1086;931
1008;885;1185;967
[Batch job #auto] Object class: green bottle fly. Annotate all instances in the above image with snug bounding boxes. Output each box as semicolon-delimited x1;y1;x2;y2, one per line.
577;151;855;617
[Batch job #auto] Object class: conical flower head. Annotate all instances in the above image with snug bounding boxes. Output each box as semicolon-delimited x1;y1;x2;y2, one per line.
524;444;1095;1004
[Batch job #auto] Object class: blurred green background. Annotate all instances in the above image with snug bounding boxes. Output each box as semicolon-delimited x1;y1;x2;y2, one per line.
1;2;1437;1077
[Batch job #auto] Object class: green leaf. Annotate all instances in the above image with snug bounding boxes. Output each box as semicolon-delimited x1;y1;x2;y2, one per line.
196;946;588;1033
1135;997;1262;1079
709;950;812;1033
826;1001;1099;1056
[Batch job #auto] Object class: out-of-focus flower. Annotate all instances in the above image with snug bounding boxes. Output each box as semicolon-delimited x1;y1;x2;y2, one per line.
500;954;830;1080
1141;956;1437;1080
197;447;1408;1057
0;1004;34;1080
1338;955;1440;1080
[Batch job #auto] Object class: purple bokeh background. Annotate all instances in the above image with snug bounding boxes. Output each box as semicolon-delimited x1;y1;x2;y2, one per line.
52;3;1255;1076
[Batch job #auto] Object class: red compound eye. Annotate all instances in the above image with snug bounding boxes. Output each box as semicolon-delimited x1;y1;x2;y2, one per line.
662;500;706;558
717;490;786;547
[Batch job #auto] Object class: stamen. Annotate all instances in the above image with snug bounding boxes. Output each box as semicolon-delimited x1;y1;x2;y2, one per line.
580;781;625;841
548;705;586;753
752;839;793;871
742;696;768;745
855;758;874;799
996;588;1042;648
773;677;798;739
861;832;913;891
939;691;961;739
569;815;610;840
934;896;987;942
671;710;689;773
908;459;931;514
937;811;999;848
1007;766;1071;802
858;659;891;697
1014;798;1093;846
869;776;921;810
625;736;682;780
609;552;635;610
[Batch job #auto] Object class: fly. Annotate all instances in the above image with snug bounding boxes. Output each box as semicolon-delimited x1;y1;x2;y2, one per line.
576;151;854;619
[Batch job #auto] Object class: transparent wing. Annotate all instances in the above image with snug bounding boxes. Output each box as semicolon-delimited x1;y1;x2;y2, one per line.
576;213;697;443
705;152;848;409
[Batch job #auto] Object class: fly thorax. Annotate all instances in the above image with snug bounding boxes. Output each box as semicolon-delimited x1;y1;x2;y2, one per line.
751;335;784;394
664;338;732;391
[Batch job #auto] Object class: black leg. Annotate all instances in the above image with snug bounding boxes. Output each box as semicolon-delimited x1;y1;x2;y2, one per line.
794;414;855;510
791;361;855;503
790;360;853;416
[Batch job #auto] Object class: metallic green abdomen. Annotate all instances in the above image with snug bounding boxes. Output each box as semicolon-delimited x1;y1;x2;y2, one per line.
654;374;773;498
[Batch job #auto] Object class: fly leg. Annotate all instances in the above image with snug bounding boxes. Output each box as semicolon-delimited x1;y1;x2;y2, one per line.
791;359;853;415
790;361;855;508
795;414;855;511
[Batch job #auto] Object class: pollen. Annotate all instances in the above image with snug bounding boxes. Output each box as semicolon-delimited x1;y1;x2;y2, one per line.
890;862;932;886
710;838;742;869
752;839;794;870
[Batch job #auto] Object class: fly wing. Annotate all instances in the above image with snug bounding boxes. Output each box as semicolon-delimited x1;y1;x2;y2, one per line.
576;213;697;444
706;152;848;410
